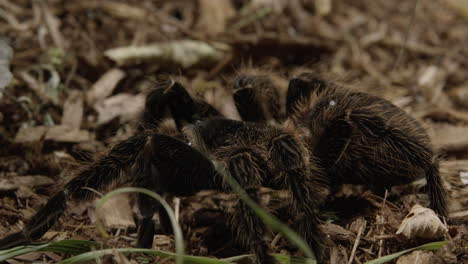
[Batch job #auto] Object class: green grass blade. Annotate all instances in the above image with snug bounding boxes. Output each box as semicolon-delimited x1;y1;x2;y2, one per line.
365;241;448;264
59;248;232;264
0;244;50;262
95;187;185;264
213;161;317;263
0;240;100;262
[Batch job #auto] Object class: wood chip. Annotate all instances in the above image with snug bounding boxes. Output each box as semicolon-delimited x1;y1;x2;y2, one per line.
322;223;356;242
0;37;13;93
94;93;145;125
447;82;468;109
432;125;468;152
96;193;135;229
44;125;90;142
14;126;47;142
100;1;148;20
196;0;235;36
104;40;231;68
40;2;66;50
86;68;125;105
0;175;54;191
396;250;433;264
417;65;446;103
61;89;84;129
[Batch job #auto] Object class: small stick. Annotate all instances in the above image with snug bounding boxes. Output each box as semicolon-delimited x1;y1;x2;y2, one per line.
270;233;282;248
206;52;233;80
354;255;363;264
347;225;364;264
377;190;388;258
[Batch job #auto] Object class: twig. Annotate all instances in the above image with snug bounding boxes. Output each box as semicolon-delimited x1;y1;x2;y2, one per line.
228;6;272;32
392;0;420;72
154;11;205;41
347;224;363;264
270;233;282;248
40;2;67;50
205;52;233;80
354;255;363;264
377;190;388;258
363;192;399;210
0;0;23;14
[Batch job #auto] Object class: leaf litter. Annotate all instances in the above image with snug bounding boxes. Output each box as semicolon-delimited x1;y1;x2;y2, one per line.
0;0;467;263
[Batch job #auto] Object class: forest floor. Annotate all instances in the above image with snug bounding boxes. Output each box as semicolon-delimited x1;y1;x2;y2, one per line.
0;0;467;263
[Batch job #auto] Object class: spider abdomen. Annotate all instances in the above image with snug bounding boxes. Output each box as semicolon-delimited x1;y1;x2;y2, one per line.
305;90;446;217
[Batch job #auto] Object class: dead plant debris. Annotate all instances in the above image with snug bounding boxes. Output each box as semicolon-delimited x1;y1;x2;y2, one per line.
0;0;467;263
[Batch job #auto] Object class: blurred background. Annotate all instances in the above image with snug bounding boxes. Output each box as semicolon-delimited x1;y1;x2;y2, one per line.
0;0;467;263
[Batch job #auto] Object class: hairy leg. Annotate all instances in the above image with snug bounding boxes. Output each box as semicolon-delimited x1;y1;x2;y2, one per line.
0;192;66;249
0;135;148;249
232;74;282;123
286;73;328;117
268;133;327;261
142;80;221;132
224;149;276;264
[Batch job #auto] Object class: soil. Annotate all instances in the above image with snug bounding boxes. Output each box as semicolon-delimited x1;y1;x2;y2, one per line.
0;0;467;263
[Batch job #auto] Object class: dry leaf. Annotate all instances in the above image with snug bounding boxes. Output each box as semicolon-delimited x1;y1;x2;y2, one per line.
251;0;287;13
94;93;145;125
62;89;84;129
432;125;468;152
448;82;468;109
461;171;468;185
100;1;147;20
440;159;468;185
417;65;446;103
86;68;125;105
396;250;433;264
14;126;48;142
396;204;448;239
8;252;43;262
322;223;356;242
0;175;54;191
104;40;231;68
315;0;332;16
329;244;349;264
0;37;13;96
449;210;468;221
95;193;135;229
444;0;468;20
44;125;90;142
348;217;367;234
196;0;235;35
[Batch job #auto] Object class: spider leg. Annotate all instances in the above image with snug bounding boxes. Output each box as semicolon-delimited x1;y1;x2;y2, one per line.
132;156;159;248
142;81;196;130
133;134;220;248
142;81;222;131
232;74;282;123
313;118;353;173
286;73;328;117
0;191;66;249
268;133;326;261
0;135;148;249
224;148;276;264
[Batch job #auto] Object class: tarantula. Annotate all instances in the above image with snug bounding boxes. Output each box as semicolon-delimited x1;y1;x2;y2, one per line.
0;72;447;264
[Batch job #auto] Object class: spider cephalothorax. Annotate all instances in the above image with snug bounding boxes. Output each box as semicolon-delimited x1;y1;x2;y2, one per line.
0;71;447;264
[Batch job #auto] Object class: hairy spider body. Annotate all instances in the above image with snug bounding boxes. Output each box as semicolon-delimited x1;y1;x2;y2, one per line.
0;72;447;264
286;74;447;218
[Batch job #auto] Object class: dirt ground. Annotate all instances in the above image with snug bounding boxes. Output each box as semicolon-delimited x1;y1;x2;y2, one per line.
0;0;467;263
